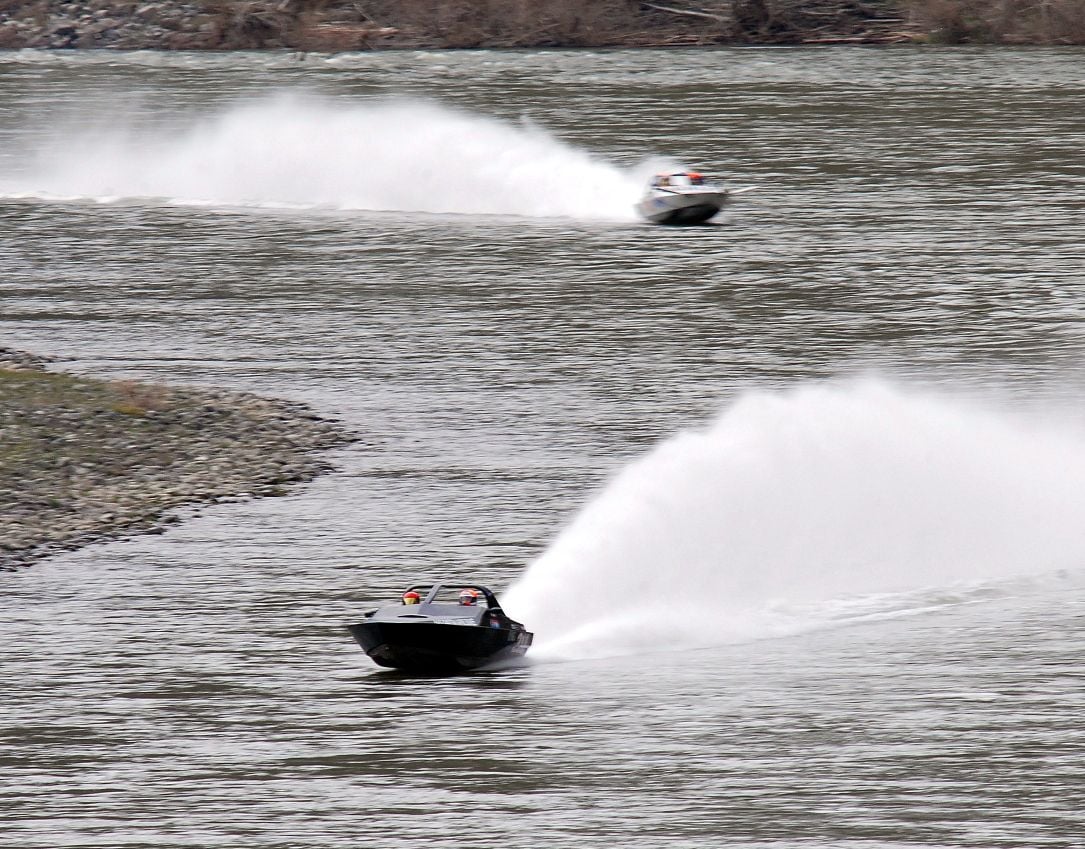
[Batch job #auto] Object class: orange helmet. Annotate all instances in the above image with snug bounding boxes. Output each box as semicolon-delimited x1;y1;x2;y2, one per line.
458;589;480;605
402;591;421;605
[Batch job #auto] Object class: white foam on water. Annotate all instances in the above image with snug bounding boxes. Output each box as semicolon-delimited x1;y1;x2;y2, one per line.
0;93;651;220
503;379;1085;660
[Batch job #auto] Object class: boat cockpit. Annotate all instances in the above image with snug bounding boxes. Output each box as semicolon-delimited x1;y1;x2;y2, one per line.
651;172;709;189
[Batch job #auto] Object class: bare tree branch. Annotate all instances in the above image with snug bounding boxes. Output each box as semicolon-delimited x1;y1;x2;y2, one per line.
642;1;731;22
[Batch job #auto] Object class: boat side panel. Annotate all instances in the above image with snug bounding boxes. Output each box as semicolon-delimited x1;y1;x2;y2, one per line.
636;189;728;225
347;621;530;672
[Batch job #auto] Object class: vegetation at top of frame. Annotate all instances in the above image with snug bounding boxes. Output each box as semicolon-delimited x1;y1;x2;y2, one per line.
1;0;1083;49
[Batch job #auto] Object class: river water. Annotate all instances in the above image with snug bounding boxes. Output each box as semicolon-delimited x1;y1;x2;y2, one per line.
2;46;1085;847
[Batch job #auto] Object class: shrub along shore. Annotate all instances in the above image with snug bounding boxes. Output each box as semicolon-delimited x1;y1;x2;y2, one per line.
0;0;1082;50
0;347;355;572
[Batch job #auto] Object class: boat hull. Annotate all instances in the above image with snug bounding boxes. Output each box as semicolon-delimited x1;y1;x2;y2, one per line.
348;620;532;673
635;189;729;225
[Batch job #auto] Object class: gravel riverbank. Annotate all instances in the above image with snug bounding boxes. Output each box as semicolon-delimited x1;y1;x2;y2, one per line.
0;347;356;572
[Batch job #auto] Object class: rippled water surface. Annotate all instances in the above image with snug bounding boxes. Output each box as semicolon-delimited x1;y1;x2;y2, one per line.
2;47;1085;847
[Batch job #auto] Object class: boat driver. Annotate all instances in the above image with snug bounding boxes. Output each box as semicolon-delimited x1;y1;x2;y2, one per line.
458;589;479;606
402;591;421;605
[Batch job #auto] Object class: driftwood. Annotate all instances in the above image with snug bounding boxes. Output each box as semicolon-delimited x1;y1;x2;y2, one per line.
642;2;732;23
801;31;918;43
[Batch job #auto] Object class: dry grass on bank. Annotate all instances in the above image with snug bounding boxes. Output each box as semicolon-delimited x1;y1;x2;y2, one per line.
193;0;1085;47
909;0;1085;43
2;0;1083;51
359;0;661;48
194;0;718;49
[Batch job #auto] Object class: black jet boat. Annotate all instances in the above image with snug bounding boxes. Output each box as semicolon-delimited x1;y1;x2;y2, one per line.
347;583;533;673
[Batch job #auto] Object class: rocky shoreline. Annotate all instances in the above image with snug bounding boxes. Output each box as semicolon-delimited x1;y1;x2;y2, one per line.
0;0;924;50
2;0;1080;50
0;347;355;572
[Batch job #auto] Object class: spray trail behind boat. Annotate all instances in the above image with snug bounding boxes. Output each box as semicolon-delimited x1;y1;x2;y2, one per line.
503;380;1085;660
1;94;652;220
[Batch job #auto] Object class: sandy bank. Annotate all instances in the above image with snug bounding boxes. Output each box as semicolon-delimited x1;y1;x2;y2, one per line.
0;347;355;571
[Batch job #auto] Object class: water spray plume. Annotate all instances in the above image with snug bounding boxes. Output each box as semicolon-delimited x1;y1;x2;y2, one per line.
2;94;644;219
504;380;1085;660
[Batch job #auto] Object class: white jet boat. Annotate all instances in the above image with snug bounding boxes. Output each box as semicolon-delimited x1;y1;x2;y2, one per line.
635;171;730;225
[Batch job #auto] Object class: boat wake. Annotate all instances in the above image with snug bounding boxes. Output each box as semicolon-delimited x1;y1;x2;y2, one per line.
503;379;1085;661
0;93;650;220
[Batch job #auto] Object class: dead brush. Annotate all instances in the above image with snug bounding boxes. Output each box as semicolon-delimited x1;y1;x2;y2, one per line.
907;0;1085;41
109;379;172;416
